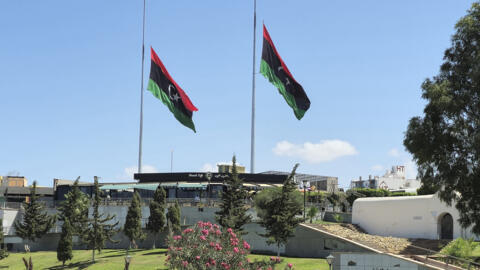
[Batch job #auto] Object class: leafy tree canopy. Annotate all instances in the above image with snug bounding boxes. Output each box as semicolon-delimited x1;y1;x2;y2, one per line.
404;2;480;234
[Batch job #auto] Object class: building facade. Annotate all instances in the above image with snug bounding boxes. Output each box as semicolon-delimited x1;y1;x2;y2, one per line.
350;165;420;192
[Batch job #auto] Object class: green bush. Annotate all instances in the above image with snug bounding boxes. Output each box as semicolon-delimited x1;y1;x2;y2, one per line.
440;238;477;259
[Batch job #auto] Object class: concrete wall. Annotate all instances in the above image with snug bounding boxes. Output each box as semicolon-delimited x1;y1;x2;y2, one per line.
331;252;435;270
323;212;352;224
352;194;479;240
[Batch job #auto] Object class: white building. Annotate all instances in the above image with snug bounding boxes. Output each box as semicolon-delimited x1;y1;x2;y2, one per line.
352;194;479;240
350;165;421;192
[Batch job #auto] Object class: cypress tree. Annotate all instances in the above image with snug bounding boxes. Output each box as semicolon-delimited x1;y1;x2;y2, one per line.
124;191;145;250
0;218;8;260
258;164;303;257
215;156;251;233
166;201;181;234
84;176;119;262
14;181;56;248
57;177;89;235
146;185;166;249
56;219;73;266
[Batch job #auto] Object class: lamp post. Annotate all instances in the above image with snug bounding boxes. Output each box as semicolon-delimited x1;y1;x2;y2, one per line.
302;180;307;221
206;172;212;206
326;254;334;270
124;255;132;270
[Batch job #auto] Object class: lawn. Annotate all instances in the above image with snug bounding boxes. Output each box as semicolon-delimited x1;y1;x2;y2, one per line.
0;249;328;270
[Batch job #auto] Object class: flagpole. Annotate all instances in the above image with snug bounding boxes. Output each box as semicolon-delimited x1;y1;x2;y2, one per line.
250;0;257;174
138;0;146;174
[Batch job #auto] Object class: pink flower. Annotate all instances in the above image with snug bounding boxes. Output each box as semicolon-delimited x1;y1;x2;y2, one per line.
182;261;188;267
206;262;211;267
202;229;209;236
200;235;206;241
243;241;250;250
288;263;293;268
183;228;193;234
227;228;233;233
233;247;239;253
196;256;201;260
267;267;273;270
270;256;276;261
173;235;182;240
215;230;222;236
209;242;215;247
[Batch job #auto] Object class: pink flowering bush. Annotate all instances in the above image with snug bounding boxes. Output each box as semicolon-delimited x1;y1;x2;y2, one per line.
166;221;290;270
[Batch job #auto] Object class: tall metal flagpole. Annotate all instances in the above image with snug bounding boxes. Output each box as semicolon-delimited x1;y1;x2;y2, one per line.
250;0;257;173
138;0;146;174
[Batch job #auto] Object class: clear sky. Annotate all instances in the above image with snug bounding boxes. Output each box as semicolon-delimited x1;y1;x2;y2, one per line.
0;1;475;188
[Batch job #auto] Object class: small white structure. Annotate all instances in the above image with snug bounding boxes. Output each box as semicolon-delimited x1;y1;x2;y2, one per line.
352;194;479;240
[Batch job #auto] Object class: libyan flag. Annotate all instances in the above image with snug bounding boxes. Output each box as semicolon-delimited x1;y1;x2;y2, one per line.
147;47;198;132
260;24;310;120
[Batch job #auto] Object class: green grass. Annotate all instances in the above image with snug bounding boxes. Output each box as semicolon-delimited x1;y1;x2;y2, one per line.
0;249;328;270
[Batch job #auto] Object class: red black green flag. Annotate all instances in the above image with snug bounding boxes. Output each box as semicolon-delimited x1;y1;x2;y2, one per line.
260;24;310;120
147;47;198;132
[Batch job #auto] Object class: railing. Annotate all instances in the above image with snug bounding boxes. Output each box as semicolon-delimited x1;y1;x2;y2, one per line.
403;243;480;270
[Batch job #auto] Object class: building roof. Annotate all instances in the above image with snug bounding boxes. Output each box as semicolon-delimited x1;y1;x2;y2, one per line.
260;171;336;182
134;172;288;184
100;183;208;191
0;186;54;196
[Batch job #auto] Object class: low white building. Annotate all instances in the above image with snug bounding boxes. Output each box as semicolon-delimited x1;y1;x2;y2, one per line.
352;194;479;240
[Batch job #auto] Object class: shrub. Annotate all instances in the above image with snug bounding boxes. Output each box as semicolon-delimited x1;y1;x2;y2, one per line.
440;238;476;259
166;221;293;270
333;214;343;223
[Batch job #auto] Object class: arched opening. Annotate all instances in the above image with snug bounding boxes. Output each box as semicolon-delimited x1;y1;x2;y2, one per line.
439;213;454;239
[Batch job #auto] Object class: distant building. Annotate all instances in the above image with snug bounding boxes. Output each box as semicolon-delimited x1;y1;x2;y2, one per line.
350;165;420;192
261;171;338;192
217;163;246;173
1;176;27;187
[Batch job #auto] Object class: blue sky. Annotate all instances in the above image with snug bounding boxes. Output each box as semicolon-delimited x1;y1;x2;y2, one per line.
0;1;475;188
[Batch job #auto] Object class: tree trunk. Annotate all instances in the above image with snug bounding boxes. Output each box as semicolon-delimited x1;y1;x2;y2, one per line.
277;243;280;257
92;248;95;262
152;235;156;250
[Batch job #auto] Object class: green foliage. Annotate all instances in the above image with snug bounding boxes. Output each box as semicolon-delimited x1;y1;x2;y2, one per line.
84;177;119;261
416;181;440;195
166;221;279;270
333;214;343;223
146;185;166;248
404;2;480;234
306;191;327;204
14;181;56;242
440;238;478;259
57;219;73;266
57;177;89;235
345;188;417;206
257;164;303;256
307;207;318;223
254;187;282;219
167;201;181;234
0;218;8;260
124;191;145;246
215;156;252;233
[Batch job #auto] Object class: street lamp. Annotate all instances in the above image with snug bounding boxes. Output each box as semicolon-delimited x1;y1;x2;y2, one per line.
124;255;132;270
302;180;307;221
206;172;212;206
326;254;334;270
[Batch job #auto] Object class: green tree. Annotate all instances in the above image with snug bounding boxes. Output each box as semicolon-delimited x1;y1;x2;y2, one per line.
124;191;145;250
166;201;181;234
146;185;166;249
14;181;56;247
307;207;318;223
404;2;480;234
84;176;119;262
56;219;73;267
57;177;89;235
257;164;303;257
0;218;8;260
215;156;251;233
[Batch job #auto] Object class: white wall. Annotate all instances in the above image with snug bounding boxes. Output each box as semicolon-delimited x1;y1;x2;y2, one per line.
352;194;479;240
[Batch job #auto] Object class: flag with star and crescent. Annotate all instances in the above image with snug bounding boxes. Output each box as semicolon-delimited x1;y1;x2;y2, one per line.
260;24;310;120
147;47;198;132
